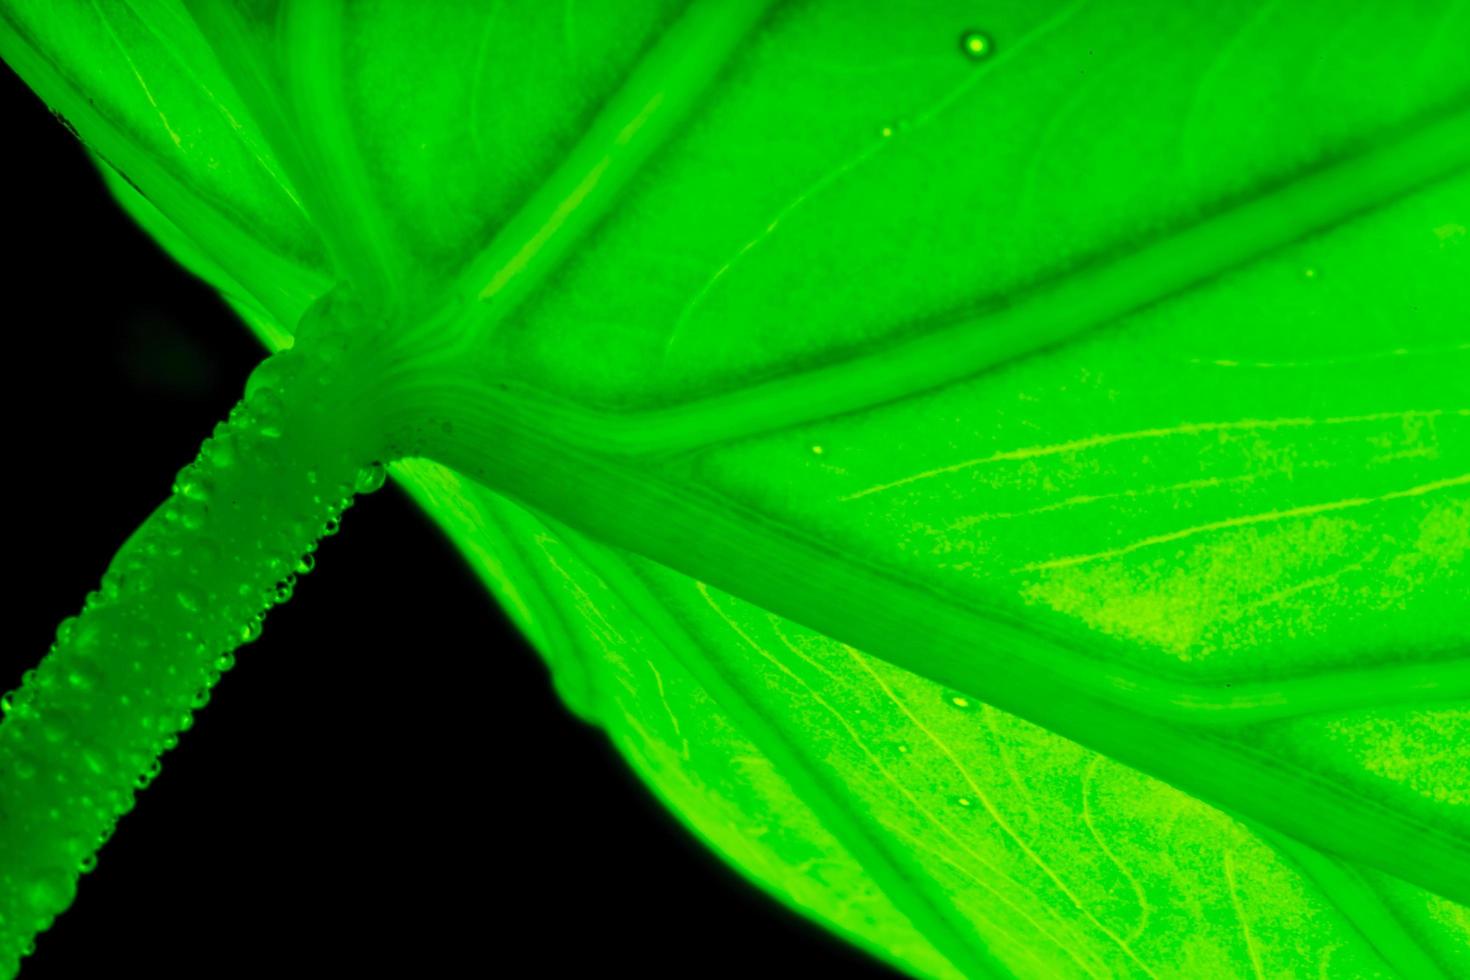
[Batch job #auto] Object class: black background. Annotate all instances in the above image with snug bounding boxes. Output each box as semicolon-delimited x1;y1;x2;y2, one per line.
1;64;897;977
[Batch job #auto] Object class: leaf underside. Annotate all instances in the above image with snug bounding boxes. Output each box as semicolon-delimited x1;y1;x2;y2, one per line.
2;1;1467;976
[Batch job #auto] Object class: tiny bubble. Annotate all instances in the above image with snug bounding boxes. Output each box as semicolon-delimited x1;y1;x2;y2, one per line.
960;29;993;61
134;759;163;789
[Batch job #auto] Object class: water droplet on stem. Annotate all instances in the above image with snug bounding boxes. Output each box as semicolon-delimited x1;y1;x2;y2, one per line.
354;462;387;495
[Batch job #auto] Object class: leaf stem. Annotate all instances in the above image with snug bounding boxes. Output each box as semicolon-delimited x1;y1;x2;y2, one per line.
0;290;393;977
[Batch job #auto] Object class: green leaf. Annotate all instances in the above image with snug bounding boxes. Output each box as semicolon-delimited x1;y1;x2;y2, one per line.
3;1;1468;975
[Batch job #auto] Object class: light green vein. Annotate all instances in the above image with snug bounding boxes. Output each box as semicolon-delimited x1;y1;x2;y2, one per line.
849;650;1158;978
1222;849;1267;980
1016;472;1470;573
502;98;1470;456
1260;827;1452;979
552;524;1016;980
182;0;402;310
435;0;777;355
0;9;327;326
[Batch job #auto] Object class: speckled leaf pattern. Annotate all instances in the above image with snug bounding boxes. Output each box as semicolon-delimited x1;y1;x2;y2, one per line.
396;460;1470;977
3;0;1467;975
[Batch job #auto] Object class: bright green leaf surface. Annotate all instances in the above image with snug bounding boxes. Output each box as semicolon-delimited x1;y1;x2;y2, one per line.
3;1;1468;976
398;469;1470;977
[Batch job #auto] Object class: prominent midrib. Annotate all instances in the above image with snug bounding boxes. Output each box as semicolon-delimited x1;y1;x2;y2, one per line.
421;400;1470;906
184;0;411;310
511;96;1470;457
441;391;1470;723
434;0;778;355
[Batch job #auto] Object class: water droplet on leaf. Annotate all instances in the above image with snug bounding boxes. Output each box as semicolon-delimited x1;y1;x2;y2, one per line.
960;29;993;61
